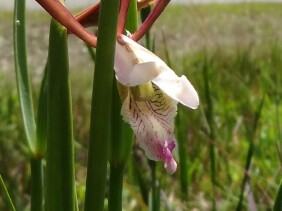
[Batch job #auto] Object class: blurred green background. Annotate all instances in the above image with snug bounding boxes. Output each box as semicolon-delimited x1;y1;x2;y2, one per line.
0;2;281;210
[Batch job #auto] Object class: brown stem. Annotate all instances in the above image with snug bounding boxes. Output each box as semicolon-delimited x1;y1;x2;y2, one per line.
117;0;131;35
36;0;97;47
130;0;171;41
75;2;101;27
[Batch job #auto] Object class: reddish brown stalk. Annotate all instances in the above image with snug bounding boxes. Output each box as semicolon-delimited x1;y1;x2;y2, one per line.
36;0;97;47
130;0;171;41
117;0;131;35
75;2;100;27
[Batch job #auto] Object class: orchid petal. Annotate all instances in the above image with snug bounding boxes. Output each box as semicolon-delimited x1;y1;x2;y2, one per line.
121;85;178;174
115;35;166;86
115;35;199;109
153;69;199;109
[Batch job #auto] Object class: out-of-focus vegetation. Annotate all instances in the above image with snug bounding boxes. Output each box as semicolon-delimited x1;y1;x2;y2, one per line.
0;3;282;210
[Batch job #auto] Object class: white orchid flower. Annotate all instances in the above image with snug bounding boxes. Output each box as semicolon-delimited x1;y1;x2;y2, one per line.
114;35;199;174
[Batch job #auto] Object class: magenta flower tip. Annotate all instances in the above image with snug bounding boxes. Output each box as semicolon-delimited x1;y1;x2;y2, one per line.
156;141;177;174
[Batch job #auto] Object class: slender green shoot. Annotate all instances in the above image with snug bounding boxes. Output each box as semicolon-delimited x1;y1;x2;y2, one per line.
202;54;217;210
85;44;96;64
148;161;160;211
0;175;16;211
176;110;189;200
13;0;36;154
236;97;264;211
13;0;44;209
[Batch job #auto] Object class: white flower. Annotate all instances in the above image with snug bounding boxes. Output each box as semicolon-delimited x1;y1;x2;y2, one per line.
114;35;199;174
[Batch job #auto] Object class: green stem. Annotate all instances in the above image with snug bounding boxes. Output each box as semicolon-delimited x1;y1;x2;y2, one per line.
131;156;149;204
84;0;119;210
30;158;43;211
236;97;264;211
202;55;216;211
149;161;160;211
35;63;48;158
85;44;96;63
176;113;188;200
46;18;76;211
108;1;137;210
0;175;16;211
273;179;282;211
140;7;151;49
108;165;124;211
108;80;133;211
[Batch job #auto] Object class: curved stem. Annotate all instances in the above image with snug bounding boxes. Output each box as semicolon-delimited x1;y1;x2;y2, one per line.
117;0;130;35
131;0;170;41
75;2;100;27
36;0;97;47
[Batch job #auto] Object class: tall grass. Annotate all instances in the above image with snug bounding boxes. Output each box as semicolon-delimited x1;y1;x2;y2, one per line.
0;2;281;210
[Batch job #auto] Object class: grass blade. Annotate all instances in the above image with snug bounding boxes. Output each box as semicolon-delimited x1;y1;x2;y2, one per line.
84;0;119;210
85;44;96;63
45;18;76;210
202;55;217;210
13;0;36;153
14;1;44;209
0;175;16;211
236;96;264;211
273;179;282;211
35;63;48;158
176;111;189;200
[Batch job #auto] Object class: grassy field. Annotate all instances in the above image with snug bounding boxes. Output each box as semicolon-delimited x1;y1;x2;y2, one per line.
0;2;282;210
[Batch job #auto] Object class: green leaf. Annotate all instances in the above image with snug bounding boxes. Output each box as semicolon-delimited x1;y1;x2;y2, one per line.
35;63;48;157
0;175;16;211
273;179;282;211
84;0;120;210
13;0;36;153
45;18;76;211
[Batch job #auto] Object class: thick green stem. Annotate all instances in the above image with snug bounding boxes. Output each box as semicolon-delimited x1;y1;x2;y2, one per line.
273;179;282;211
108;2;137;210
108;165;124;211
30;158;43;211
84;0;119;210
46;18;76;211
